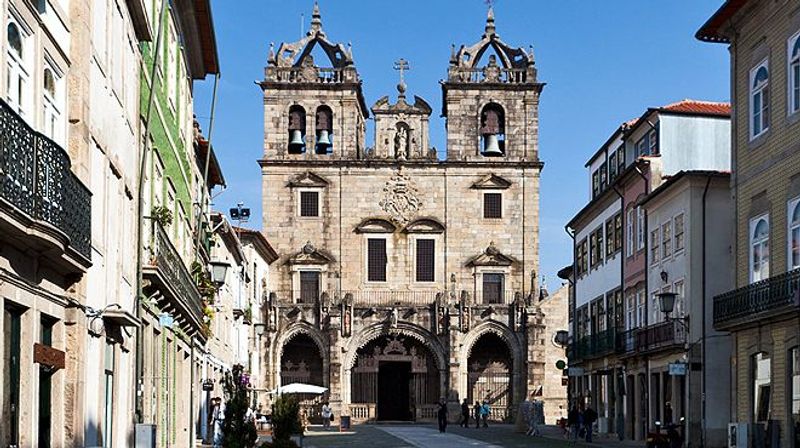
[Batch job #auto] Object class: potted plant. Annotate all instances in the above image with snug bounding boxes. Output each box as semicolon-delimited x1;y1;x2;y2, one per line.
150;205;173;227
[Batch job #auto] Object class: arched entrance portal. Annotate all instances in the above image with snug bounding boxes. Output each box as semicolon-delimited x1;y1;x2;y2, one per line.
351;335;440;421
280;333;324;386
468;332;512;421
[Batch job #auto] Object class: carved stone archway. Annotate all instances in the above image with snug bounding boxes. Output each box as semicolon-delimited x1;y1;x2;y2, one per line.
274;323;330;390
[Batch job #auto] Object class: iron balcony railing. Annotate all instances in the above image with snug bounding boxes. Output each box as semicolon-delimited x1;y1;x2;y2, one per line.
713;268;800;329
145;221;204;327
569;328;617;361
615;321;686;356
0;99;91;259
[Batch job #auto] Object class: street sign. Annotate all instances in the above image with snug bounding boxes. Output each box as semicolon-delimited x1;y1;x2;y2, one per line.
567;367;585;377
202;379;214;391
669;362;687;376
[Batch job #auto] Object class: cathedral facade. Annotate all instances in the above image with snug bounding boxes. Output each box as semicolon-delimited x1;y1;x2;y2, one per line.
258;4;566;423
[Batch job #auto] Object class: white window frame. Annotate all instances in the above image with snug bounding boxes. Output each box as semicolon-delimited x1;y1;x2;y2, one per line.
296;188;322;218
673;279;685;319
750;59;770;140
788;197;800;270
650;229;660;265
627;208;635;256
674;212;685;254
750;214;770;283
6;15;31;118
636;289;645;328
662;220;672;259
41;60;64;145
637;207;645;251
167;20;177;111
364;235;390;285
626;293;635;331
789;31;800;115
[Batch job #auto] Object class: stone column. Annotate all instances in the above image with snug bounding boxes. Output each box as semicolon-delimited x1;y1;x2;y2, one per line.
328;310;343;416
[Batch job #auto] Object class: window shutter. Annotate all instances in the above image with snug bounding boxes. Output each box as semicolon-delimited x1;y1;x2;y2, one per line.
367;239;387;282
416;239;435;282
300;191;319;217
484;193;502;219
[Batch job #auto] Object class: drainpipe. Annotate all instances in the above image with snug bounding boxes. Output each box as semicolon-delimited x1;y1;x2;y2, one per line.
135;0;169;425
701;175;712;448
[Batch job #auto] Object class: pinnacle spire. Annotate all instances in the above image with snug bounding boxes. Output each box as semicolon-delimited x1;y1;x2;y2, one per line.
310;1;322;32
485;6;496;36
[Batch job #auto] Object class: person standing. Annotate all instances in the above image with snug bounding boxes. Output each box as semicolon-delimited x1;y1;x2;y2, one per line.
437;400;448;433
480;400;490;428
473;401;482;429
460;399;470;428
321;401;333;431
567;403;579;441
212;397;225;448
583;404;597;443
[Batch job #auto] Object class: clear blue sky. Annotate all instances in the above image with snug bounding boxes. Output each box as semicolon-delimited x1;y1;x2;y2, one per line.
194;0;729;290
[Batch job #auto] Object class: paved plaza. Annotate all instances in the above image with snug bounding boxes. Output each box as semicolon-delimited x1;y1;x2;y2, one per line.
297;424;644;448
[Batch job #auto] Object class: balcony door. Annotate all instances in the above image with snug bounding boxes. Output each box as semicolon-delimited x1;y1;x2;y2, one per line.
299;271;320;304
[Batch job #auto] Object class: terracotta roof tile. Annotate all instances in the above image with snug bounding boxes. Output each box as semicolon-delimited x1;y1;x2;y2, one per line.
657;99;731;116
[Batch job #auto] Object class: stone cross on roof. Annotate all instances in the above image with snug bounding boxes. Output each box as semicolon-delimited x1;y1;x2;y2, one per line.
393;58;410;97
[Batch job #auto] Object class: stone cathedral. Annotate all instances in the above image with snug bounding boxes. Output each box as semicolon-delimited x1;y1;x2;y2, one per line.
258;3;566;423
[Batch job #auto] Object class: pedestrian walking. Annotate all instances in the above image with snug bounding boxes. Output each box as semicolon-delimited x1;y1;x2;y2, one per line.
567;403;579;441
460;398;470;428
321;401;333;430
480;400;490;428
437;399;448;433
212;397;224;448
583;404;597;443
473;401;482;429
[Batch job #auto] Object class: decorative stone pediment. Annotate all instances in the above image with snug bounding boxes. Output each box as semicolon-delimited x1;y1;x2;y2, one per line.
466;242;516;267
471;174;512;190
403;218;445;234
287;242;334;265
371;95;432;116
287;171;329;188
354;218;397;234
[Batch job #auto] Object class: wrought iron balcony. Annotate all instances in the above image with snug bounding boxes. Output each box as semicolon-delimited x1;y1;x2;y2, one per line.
569;328;618;361
143;221;204;334
0;99;91;261
714;268;800;330
634;321;686;353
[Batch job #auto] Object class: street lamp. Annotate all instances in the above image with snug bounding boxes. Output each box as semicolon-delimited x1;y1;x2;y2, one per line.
657;291;678;317
254;323;266;337
209;260;230;285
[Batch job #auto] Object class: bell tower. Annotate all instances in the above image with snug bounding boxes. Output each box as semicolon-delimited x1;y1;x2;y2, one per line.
442;7;543;162
260;2;368;160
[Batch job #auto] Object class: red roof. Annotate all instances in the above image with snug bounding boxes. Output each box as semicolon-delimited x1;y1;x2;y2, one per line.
696;0;750;43
657;99;731;117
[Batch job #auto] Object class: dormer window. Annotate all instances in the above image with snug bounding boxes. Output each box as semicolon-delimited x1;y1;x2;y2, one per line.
750;61;770;139
480;103;505;157
315;105;333;154
288;105;306;154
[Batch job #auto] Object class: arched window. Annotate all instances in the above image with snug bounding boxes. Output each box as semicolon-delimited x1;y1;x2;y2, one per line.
288;105;306;154
480;103;505;157
6;20;28;116
42;67;60;141
750;61;769;139
790;200;800;269
8;22;22;57
789;34;800;114
315;105;333;154
751;216;770;282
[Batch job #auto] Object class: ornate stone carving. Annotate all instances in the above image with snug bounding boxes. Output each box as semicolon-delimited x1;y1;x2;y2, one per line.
379;171;422;225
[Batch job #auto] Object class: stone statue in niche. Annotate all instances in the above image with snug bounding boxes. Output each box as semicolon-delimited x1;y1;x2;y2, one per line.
389;307;399;329
394;126;408;159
